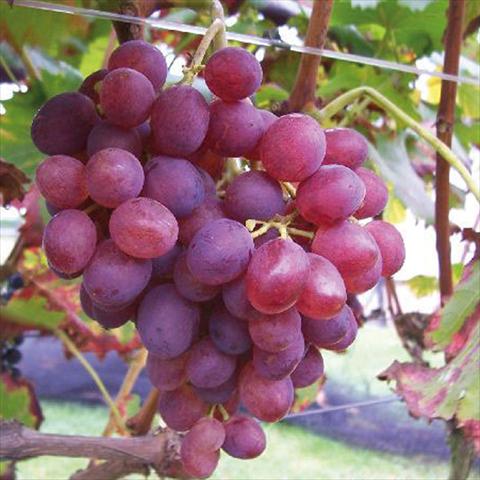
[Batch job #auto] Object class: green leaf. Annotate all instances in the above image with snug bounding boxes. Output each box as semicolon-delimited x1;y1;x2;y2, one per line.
329;25;375;56
383;191;407;224
458;83;480;120
255;83;289;108
0;374;43;428
369;134;435;222
430;262;480;348
407;275;438;298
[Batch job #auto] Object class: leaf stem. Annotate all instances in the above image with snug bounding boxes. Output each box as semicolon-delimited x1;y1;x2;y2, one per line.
211;0;227;50
309;86;480;202
54;328;128;435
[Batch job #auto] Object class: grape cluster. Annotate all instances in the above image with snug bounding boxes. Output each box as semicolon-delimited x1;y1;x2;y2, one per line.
1;273;24;305
1;335;23;380
31;40;405;477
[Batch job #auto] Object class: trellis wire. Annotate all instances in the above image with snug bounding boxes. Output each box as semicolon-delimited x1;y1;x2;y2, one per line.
285;395;399;419
13;0;479;86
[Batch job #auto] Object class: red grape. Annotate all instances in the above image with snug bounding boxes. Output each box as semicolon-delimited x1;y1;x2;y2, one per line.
86;121;142;158
79;69;108;105
343;254;382;294
354;167;388;219
151;243;183;281
222;414;266;459
290;345;324;388
323;128;368;170
245;109;277;161
194;373;237;404
222;274;261;321
146;351;189;391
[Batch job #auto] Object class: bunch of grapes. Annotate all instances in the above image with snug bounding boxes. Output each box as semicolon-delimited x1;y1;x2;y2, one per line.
31;40;405;477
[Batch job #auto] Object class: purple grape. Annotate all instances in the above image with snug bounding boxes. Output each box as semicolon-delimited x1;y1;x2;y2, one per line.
158;384;208;431
328;312;358;351
143;156;205;218
86;121;142;158
224;171;286;223
136;283;200;359
290;345;324;388
222;414;266;459
151;243;183;280
204;47;262;101
365;220;405;277
43;210;96;275
31;92;98;155
100;68;154;128
296;165;366;225
209;303;252;355
146;351;189;391
222;274;261;321
36;155;88;209
323;128;368;170
248;308;302;353
186;219;254;286
246;238;309;314
178;197;225;246
343;254;382;294
193;372;237;404
173;252;220;302
109;197;178;259
86;148;144;208
150;85;210;157
253;334;304;380
79;69;108;105
205;100;264;157
83;239;152;309
354;167;388;219
261;113;325;182
245;109;277;161
312;221;380;277
80;283;96;319
108;40;167;92
93;301;136;329
302;305;354;348
239;362;294;422
196;167;217;197
296;253;347;320
186;337;236;389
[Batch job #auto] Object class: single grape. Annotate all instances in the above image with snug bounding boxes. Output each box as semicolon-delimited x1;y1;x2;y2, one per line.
328;311;358;351
205;100;264;157
86;148;144;208
296;165;366;225
312;221;380;277
109;197;178;259
31;92;98;155
253;334;304;381
78;69;108;105
143;156;205;218
36;155;88;209
181;448;219;479
158;384;208;431
205;47;262;101
343;254;382;294
222;274;261;321
100;68;154;128
323;128;368;170
108;40;167;92
146;351;189;391
178;197;225;246
151;243;183;281
186;337;236;389
186;219;254;286
296;253;347;320
224;171;286;223
246;238;309;314
43;210;97;275
354;167;388;219
83;239;152;309
193;373;237;404
86;121;142;158
249;305;301;352
93;301;136;329
186;417;226;451
239;362;294;422
80;283;96;319
261;113;325;182
209;303;252;355
222;414;266;459
150;85;210;157
173;252;220;302
245;109;277;161
302;305;354;348
290;345;324;388
136;284;200;359
365;220;405;277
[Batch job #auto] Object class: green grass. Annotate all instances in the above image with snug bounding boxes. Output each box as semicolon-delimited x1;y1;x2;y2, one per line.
16;400;457;480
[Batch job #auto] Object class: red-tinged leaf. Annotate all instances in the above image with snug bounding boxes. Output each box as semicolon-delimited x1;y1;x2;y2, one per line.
379;325;480;440
0;374;43;429
11;184;44;248
462;419;480;453
0;158;29;206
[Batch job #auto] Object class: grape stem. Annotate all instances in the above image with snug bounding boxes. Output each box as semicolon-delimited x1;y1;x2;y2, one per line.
216;404;230;421
281;182;297;199
307;86;480;203
247;212;313;240
211;0;227;50
54;328;128;435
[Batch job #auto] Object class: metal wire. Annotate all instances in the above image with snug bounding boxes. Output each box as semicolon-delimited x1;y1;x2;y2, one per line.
285;395;400;419
13;0;479;86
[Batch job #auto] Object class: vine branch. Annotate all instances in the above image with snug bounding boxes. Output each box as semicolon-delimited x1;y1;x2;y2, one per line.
308;87;480;202
288;0;333;112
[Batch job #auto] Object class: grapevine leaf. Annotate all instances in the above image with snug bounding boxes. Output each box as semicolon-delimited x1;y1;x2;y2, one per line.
407;275;438;298
0;374;43;429
255;83;289;108
0;159;29;205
